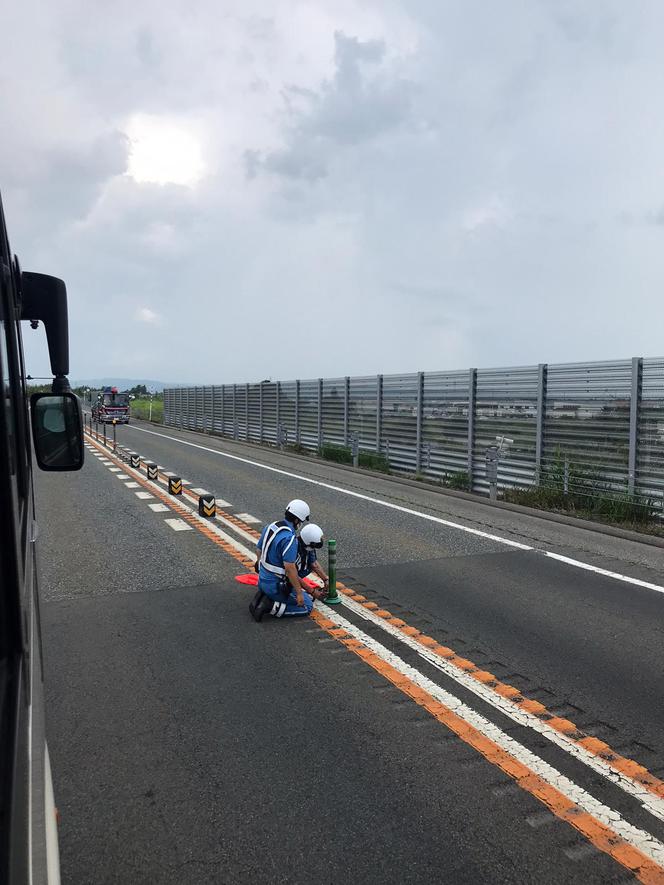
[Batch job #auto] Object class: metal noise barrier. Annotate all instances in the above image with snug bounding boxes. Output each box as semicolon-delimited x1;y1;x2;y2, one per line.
130;453;140;468
168;476;183;495
146;462;158;481
164;358;664;512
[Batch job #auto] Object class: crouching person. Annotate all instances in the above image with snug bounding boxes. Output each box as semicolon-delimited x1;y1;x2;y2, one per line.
249;500;326;622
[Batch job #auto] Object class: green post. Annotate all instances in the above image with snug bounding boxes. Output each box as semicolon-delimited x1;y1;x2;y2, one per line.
325;539;341;605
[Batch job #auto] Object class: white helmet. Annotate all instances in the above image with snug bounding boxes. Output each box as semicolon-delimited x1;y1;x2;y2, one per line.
300;523;324;549
285;499;310;524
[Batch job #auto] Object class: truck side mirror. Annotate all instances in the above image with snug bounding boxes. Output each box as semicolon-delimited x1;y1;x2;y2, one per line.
30;392;84;471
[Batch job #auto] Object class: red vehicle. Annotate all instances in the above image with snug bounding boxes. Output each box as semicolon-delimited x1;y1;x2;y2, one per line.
92;386;130;424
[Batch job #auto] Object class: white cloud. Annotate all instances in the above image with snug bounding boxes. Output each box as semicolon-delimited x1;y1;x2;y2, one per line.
136;307;162;325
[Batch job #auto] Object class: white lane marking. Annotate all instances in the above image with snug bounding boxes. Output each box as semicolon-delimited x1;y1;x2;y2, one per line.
338;591;664;823
181;480;191;485
235;512;260;524
108;467;121;473
213;498;232;507
150;491;664;824
149;503;170;513
128;426;664;597
81;436;664;841
318;604;664;866
125;482;140;488
164;471;177;477
157;465;165;469
191;488;210;495
165;518;192;532
544;552;664;595
135;492;154;500
115;474;129;480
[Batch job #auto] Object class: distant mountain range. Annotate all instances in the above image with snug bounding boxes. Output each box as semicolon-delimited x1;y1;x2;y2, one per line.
71;378;192;392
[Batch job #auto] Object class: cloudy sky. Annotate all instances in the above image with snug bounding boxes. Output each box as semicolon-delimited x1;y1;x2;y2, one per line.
2;1;663;384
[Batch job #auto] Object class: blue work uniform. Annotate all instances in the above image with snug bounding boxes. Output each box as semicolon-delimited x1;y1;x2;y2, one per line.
296;541;317;579
256;521;313;617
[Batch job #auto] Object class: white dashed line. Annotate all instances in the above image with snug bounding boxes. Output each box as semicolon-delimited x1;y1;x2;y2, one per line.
135;492;153;500
115;474;129;480
191;488;210;495
148;503;170;513
235;513;260;524
125;482;140;488
164;518;192;531
164;471;177;477
108;468;121;473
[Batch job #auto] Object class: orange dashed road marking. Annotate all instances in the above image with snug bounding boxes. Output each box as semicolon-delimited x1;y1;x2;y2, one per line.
93;432;664;805
85;431;664;882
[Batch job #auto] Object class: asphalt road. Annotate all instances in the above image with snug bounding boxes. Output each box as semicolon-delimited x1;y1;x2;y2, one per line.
35;419;664;883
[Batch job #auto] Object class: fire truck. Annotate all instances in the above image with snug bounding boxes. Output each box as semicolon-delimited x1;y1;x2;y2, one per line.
92;386;130;424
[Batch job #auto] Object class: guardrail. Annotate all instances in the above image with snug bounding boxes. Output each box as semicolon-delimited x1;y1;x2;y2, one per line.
163;357;664;510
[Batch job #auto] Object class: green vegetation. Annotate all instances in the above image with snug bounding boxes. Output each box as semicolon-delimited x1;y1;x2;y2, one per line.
130;397;163;423
443;470;470;491
358;450;390;473
502;450;660;528
318;442;390;473
319;443;353;464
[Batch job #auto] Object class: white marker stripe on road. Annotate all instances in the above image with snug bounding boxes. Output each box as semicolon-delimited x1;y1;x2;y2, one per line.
235;512;260;524
337;591;664;823
164;471;177;477
108;467;121;473
125;482;140;488
115;474;129;479
318;604;664;867
171;500;664;825
135;492;153;500
148;503;170;513
128;426;664;597
191;488;209;495
80;434;664;848
165;518;192;531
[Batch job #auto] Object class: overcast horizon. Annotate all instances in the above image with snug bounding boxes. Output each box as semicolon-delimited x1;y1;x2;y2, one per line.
2;1;664;385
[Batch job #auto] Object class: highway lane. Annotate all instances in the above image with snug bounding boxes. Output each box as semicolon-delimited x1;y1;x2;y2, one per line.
113;421;664;765
35;426;664;882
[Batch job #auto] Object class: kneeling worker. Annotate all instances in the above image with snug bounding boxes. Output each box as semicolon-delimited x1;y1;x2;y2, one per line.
250;500;326;622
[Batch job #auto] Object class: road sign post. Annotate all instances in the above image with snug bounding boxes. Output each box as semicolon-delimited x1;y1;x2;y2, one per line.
351;432;359;468
112;419;117;452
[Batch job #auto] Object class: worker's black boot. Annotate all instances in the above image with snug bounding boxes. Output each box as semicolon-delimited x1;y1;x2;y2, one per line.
249;591;273;622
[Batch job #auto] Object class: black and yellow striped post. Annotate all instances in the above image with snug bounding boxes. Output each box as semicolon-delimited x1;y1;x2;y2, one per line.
130;453;140;469
168;476;183;495
198;494;216;518
147;462;158;481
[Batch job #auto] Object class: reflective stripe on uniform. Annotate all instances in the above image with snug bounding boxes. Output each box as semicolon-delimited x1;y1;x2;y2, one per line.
259;522;295;577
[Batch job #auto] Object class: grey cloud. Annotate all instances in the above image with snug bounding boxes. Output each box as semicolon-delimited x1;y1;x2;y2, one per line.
249;30;413;182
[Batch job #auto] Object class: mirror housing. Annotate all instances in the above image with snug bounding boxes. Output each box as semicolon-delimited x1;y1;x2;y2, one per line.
20;272;70;391
30;392;84;471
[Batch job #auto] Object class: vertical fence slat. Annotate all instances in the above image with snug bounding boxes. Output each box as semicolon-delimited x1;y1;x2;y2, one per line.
628;357;643;495
376;374;383;454
467;368;477;488
415;371;424;474
535;363;547;481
